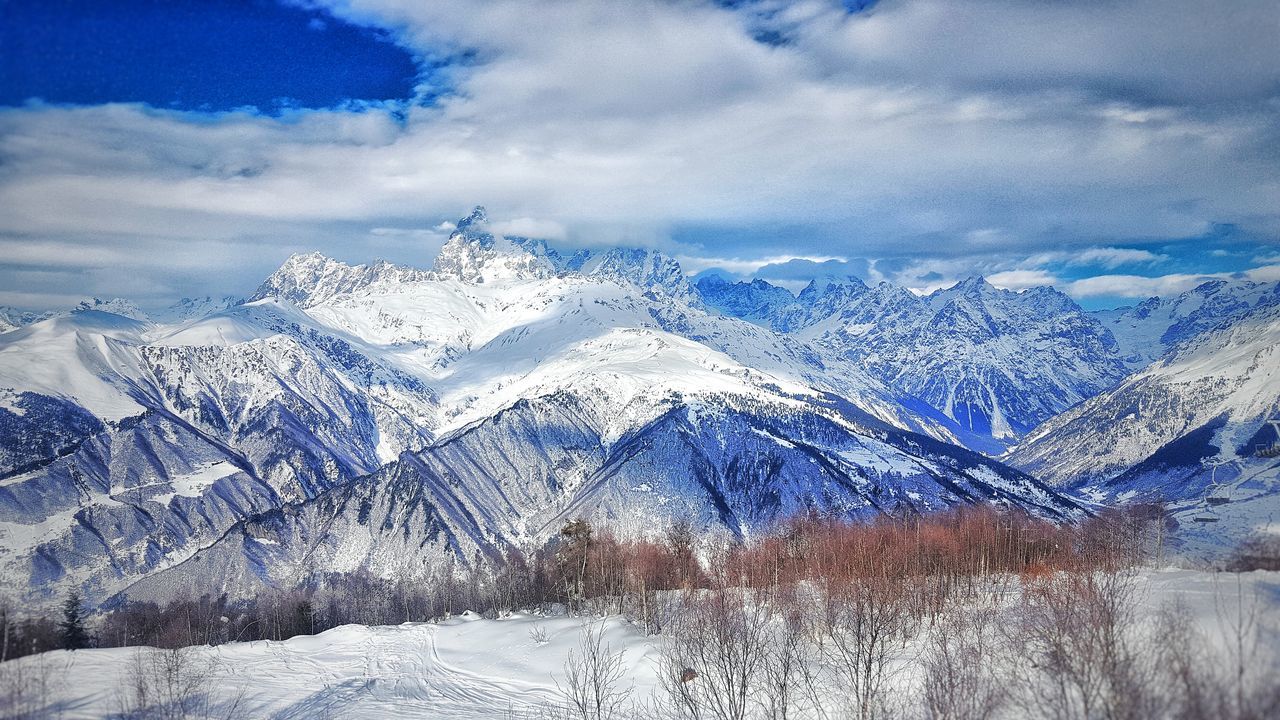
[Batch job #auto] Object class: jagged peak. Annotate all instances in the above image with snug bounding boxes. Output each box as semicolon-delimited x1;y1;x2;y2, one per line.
433;207;698;296
456;205;488;231
284;250;331;262
814;273;866;286
253;251;430;306
433;207;554;283
952;275;994;293
73;297;149;322
270;251;346;274
1190;278;1231;296
695;273;730;289
581;247;698;302
796;274;867;303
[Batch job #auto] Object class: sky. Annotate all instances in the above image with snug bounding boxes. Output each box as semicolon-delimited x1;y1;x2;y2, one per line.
1;0;1278;311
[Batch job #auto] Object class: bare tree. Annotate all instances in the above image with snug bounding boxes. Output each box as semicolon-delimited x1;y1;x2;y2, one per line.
815;576;909;720
659;587;772;720
922;603;1006;720
559;520;595;613
0;594;12;663
755;601;816;720
116;647;242;720
666;518;697;589
556;621;634;720
0;652;56;720
1003;569;1163;720
1209;575;1280;720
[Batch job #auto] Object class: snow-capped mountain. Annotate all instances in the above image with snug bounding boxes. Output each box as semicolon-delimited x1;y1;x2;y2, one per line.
1007;303;1280;554
0;208;1080;609
0;303;441;606
695;274;796;323
1092;279;1280;368
699;274;1130;453
152;295;243;323
251;253;433;307
1010;302;1280;488
0;299;146;335
74;297;150;322
123;390;1077;606
0;299;149;335
0;306;53;334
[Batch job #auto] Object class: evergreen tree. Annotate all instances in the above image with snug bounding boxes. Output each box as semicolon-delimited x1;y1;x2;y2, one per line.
59;590;89;650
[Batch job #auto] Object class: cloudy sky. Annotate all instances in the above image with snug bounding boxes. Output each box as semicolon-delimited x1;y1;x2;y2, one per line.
1;0;1278;310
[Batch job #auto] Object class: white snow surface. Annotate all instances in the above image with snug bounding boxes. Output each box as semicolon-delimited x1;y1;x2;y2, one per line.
0;311;149;420
24;613;660;719
13;569;1278;719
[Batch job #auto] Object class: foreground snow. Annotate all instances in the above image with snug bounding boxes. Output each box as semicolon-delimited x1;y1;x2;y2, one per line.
16;612;656;719
9;569;1279;719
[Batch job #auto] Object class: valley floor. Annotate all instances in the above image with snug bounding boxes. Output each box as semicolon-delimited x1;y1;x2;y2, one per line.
6;568;1279;719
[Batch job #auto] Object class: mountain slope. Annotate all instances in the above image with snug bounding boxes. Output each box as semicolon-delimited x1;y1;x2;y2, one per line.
699;275;1129;453
0;208;1083;608
1092;279;1280;368
120;386;1077;607
1007;304;1280;554
1010;303;1280;487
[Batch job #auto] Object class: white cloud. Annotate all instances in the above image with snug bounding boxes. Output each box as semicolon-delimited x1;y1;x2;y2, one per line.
1071;247;1167;269
1065;264;1280;299
1020;246;1168;270
1246;264;1280;283
0;0;1276;307
794;0;1280;104
676;254;847;276
489;217;568;241
1064;273;1212;299
987;269;1060;291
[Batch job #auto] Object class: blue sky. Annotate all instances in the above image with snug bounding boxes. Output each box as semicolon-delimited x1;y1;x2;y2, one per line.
1;0;1278;311
0;0;422;111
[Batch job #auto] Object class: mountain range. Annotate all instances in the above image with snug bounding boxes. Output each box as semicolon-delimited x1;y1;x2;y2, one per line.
1;207;1276;608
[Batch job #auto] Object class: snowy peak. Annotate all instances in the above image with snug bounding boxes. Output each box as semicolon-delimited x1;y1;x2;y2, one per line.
699;271;1127;451
696;275;795;323
251;252;430;307
925;278;1092;342
1093;278;1280;368
797;275;867;304
779;276;870;331
154;295;242;324
432;208;559;283
938;274;993;297
581;247;697;302
926;276;998;306
431;208;698;299
0;306;52;334
74;297;149;322
456;205;489;231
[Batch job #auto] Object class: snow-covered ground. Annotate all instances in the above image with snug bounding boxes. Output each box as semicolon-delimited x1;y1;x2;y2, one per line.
7;569;1278;719
9;612;657;719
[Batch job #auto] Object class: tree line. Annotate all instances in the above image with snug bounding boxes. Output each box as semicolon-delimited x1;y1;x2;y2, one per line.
1;504;1174;660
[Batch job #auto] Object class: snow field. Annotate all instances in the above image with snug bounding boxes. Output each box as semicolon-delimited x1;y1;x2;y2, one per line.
7;569;1277;719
